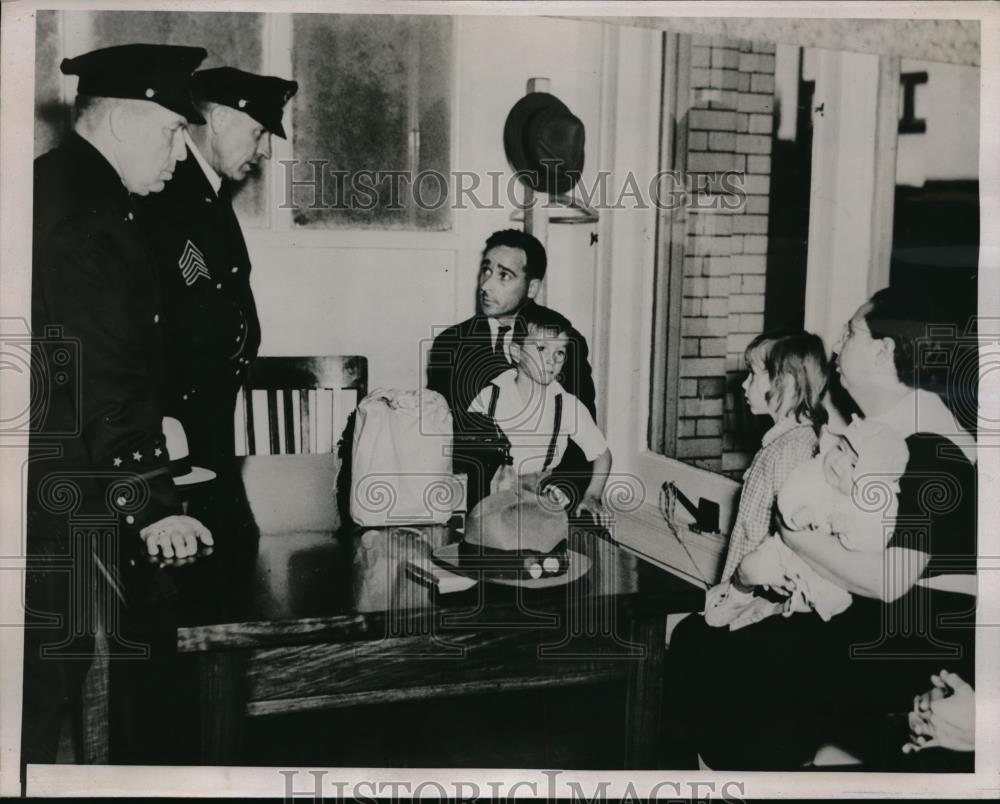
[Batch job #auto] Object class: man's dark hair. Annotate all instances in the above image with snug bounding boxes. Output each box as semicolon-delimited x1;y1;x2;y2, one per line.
513;303;572;347
864;286;939;389
483;229;547;281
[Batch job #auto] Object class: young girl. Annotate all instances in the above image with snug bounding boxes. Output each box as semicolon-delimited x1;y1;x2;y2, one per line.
704;330;828;628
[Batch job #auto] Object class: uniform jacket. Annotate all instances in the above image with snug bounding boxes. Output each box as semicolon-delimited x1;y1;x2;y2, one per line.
136;147;261;471
30;133;181;544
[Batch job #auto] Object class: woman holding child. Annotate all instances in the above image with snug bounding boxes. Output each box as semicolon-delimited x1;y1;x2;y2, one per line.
663;287;977;770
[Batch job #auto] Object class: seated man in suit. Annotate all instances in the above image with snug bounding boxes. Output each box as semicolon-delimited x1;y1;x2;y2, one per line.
427;228;596;510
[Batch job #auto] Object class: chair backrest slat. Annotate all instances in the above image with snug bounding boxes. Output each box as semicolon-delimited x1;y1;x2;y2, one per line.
299;390;312;454
266;389;280;454
245;388;257;455
237;356;368;456
282;389;296;454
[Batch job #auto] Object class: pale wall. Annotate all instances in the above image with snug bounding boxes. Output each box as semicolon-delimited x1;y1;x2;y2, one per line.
896;58;980;186
249;15;612;392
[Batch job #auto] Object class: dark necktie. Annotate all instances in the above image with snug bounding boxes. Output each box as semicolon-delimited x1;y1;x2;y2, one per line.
494;325;510;363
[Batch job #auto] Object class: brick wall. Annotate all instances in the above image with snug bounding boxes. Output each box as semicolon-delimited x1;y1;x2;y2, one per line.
676;36;775;476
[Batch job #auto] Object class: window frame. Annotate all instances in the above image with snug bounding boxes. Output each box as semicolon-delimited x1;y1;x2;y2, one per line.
618;41;913;534
263;12;459;244
645;44;905;476
647;32;691;459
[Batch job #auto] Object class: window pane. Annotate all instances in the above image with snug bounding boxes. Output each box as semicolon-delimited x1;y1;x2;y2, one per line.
649;35;783;477
290;14;452;230
89;10;268;226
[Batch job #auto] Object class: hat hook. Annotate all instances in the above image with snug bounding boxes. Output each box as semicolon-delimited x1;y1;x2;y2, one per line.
510;191;599;225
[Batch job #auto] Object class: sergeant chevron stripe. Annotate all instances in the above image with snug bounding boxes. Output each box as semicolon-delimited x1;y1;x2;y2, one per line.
178;239;210;286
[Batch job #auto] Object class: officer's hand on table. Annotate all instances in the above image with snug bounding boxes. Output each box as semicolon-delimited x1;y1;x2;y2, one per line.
140;515;213;560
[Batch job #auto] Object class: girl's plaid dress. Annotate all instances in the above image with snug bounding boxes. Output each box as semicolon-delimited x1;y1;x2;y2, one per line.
719;418;818;583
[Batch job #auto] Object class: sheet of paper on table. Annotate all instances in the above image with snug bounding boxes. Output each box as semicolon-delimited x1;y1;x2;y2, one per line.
404;558;478;593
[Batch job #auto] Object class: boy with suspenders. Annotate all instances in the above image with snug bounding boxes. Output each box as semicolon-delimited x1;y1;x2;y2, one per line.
467;304;612;526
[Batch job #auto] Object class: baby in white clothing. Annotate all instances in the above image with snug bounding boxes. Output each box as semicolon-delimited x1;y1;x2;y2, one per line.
738;419;909;624
780;419;909;548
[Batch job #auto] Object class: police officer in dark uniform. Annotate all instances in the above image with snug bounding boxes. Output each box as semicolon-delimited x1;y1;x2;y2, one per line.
138;67;298;476
26;44;212;768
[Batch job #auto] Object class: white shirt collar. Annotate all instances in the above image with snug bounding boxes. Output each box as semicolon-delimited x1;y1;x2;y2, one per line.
490;367;564;399
183;130;223;196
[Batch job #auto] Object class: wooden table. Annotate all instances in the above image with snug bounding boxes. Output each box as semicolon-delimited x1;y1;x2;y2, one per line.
141;454;703;767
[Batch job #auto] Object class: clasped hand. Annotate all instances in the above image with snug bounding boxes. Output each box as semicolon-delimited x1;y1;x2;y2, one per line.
902;670;974;754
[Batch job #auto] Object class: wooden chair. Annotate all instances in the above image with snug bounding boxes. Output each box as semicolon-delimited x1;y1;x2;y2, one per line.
236;356;368;455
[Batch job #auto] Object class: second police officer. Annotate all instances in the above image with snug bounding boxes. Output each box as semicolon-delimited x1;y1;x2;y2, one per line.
139;67;298;477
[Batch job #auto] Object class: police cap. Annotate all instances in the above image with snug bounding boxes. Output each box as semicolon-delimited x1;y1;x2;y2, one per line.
61;43;207;124
191;67;298;138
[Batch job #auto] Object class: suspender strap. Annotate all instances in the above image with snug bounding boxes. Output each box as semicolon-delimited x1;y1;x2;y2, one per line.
487;384;561;471
543;394;563;471
487;384;500;419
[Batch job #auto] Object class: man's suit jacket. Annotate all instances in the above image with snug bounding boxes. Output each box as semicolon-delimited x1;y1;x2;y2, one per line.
137;148;261;472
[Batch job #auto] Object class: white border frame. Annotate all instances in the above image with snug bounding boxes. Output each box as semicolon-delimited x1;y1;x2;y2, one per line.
2;1;998;799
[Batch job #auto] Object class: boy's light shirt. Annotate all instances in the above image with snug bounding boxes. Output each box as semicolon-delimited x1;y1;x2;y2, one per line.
468;368;607;475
